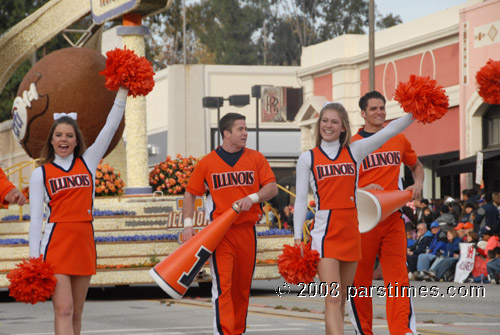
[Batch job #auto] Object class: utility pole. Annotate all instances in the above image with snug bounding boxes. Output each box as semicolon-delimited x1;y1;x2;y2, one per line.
369;0;375;91
183;0;186;64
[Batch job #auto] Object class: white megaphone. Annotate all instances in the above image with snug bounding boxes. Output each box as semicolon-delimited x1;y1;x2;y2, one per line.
356;189;412;233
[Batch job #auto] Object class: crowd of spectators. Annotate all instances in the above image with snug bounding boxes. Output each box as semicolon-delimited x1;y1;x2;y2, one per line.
405;189;500;284
262;188;500;284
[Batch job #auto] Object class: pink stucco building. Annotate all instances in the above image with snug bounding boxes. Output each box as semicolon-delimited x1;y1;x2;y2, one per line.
296;0;500;199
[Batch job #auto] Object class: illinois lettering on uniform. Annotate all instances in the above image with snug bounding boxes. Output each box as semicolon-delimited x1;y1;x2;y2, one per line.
211;171;255;190
48;174;91;194
362;151;401;170
315;163;355;180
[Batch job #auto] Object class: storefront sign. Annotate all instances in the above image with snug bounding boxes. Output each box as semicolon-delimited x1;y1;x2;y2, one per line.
475;151;483;185
261;86;302;123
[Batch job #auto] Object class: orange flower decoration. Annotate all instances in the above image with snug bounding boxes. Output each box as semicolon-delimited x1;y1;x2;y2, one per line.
95;160;125;197
394;75;449;124
149;154;199;195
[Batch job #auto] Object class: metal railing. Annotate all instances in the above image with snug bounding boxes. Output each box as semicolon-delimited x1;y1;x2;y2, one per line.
261;183;314;242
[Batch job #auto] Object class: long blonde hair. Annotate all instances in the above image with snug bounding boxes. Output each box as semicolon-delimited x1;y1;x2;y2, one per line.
314;103;352;148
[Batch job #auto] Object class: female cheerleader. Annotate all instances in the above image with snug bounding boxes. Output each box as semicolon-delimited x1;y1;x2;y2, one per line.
293;102;414;335
29;87;128;334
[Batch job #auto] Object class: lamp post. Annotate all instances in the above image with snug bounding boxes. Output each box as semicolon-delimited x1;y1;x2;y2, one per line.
251;85;261;151
202;94;250;148
369;0;375;91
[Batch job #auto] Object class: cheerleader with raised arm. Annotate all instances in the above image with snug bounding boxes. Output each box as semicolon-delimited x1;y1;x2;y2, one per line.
293;102;414;335
25;47;154;334
28;87;128;334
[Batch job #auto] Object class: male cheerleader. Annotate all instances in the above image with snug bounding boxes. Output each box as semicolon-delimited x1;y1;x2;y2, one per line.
182;112;277;335
349;91;424;335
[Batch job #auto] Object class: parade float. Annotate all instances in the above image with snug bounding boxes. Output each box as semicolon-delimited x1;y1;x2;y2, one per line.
0;188;295;290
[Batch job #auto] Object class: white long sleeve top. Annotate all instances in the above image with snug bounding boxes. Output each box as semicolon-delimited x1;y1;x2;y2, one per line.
293;113;414;240
28;88;128;257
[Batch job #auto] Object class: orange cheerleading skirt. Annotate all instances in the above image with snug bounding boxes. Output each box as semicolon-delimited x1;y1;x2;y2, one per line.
310;207;362;261
43;221;96;275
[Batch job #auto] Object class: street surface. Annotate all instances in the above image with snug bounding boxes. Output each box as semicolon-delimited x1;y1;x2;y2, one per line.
0;279;499;334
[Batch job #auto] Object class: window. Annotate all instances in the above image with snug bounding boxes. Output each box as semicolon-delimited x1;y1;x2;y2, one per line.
483;105;500;149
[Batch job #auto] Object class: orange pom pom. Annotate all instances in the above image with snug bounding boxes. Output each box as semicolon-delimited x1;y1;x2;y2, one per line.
394;75;449;124
476;59;500;105
7;256;57;304
99;47;155;97
278;243;320;284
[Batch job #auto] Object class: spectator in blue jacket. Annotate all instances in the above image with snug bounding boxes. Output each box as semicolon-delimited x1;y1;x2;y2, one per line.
487;246;500;284
415;221;447;278
474;192;499;234
406;223;416;248
408;223;433;276
425;229;462;281
459;202;476;223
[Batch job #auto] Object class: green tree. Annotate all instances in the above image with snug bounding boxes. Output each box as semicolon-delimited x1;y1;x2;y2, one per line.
377;13;403;30
190;0;264;65
260;0;404;66
0;1;43;32
251;0;320;66
0;0;92;122
288;0;323;47
143;0;404;67
264;17;301;66
0;1;43;122
319;0;369;40
145;0;215;69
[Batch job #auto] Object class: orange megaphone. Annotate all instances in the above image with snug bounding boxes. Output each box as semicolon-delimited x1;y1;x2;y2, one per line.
356;189;412;233
149;204;241;299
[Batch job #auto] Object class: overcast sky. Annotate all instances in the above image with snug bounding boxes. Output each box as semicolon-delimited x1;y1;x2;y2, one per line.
376;0;468;23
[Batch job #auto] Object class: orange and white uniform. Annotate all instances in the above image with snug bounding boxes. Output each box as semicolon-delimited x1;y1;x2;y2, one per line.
293;114;415;264
349;130;418;335
39;158;95;275
0;168;16;205
28;92;126;275
186;146;275;335
308;146;361;260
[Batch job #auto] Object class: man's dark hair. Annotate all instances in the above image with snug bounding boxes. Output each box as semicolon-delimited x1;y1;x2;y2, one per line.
487;249;495;259
493;246;500;256
219;113;246;136
463;188;478;197
440;205;449;213
484;192;493;203
421;199;429;206
359;91;386;111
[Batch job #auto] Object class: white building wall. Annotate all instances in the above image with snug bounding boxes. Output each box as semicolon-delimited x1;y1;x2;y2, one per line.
297;0;482;147
102;28;302;166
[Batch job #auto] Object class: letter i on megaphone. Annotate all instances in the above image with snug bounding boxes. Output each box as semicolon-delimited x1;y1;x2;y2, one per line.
356;189;412;233
150;203;241;299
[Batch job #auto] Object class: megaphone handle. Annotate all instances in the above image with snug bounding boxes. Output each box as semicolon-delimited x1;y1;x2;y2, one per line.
232;203;241;213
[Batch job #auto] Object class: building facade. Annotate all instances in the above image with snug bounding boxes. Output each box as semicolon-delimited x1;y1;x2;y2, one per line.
296;0;500;199
1;0;499;200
